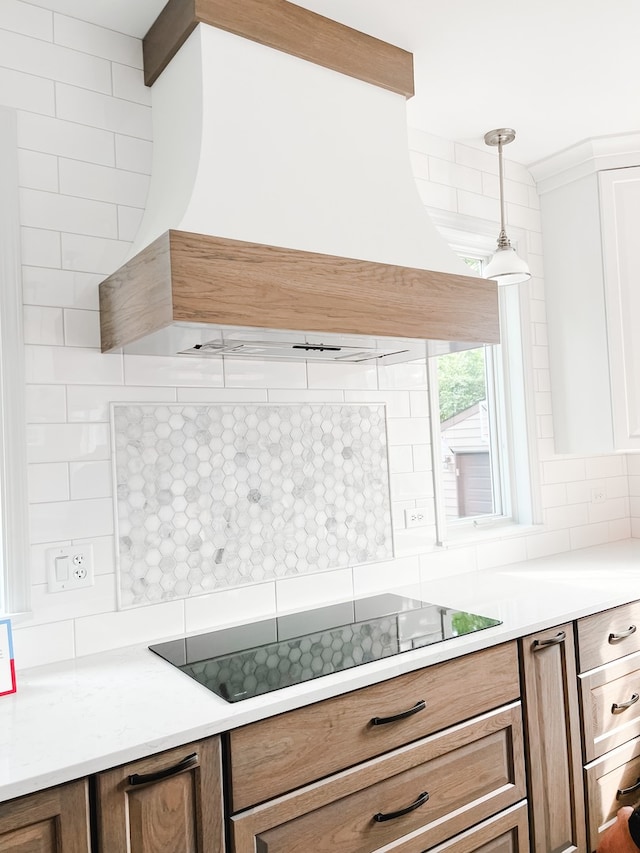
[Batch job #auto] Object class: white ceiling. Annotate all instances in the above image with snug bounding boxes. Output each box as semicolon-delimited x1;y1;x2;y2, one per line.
28;0;640;165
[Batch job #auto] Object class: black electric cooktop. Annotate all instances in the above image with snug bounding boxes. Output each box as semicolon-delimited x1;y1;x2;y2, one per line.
149;594;501;703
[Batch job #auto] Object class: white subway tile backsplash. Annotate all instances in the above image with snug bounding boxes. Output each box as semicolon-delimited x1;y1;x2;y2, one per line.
393;525;437;557
409;150;429;180
414;178;457;212
185;583;277;633
23;305;64;345
353;555;420;596
0;65;55;114
585;455;627;479
111;63;151;105
429;158;482;194
378;361;427;390
67;385;176;422
627;457;640;476
525;529;571;561
25;383;66;423
59;158;150;207
267;389;341;403
542;458;587;484
12;620;75;670
457;189;498;222
391;471;433;501
27;573;116;627
454;144;497;175
388;446;413;474
276;568;354;613
545;503;589;531
387;417;429;446
25;345;123;385
419;546;477;580
412;445;432;472
407;127;454;161
63;308;101;348
124;354;224;388
22;266;101;309
53;14;143;68
60;232;130;274
20;188;117;238
588;497;629;524
569;522;611;551
506;201;542;234
28;461;69;503
18;150;59;192
0;28;111;93
29;497;114;544
21;227;61;268
344;389;409;418
0;0;53;41
75;601;186;656
117;205;144;242
27;422;110;463
306;361;377;390
540;483;567;508
476;537;527;571
609;518;632;540
409;390;429;418
18;112;115;165
114;134;152;174
56;83;152;139
70;460;112;499
225;358;308;389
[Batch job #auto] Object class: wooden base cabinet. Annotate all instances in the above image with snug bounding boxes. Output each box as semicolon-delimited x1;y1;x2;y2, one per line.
520;623;587;853
0;779;91;853
94;736;225;853
231;704;525;853
428;803;530;853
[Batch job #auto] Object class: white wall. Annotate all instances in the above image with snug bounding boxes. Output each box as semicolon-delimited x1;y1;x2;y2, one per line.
0;1;632;669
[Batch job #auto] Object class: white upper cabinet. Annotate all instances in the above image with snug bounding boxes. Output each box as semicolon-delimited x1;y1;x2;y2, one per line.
536;139;640;454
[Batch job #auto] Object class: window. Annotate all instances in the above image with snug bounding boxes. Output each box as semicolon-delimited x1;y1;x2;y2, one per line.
428;218;539;544
0;107;30;614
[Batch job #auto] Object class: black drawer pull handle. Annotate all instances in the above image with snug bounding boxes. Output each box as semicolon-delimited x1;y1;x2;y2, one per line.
128;752;198;786
612;693;640;714
617;778;640;799
609;625;637;643
373;791;430;822
532;631;566;650
371;700;426;726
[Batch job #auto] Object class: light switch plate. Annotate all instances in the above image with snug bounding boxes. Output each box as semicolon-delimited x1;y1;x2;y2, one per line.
46;545;94;593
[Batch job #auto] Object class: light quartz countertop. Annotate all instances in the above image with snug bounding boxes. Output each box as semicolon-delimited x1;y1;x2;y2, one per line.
2;538;640;803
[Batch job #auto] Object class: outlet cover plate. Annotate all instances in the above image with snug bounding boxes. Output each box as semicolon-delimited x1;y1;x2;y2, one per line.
46;545;94;593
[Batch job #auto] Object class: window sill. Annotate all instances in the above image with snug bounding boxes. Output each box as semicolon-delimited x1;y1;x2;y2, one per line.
437;520;543;549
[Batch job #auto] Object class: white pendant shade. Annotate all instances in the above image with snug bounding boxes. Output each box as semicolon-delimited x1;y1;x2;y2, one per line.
484;245;532;286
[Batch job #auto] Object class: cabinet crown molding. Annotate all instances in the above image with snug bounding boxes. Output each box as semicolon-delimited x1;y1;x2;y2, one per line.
531;132;640;194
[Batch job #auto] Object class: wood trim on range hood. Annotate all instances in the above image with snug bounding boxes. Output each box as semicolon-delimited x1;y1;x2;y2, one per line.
99;231;499;354
143;0;414;95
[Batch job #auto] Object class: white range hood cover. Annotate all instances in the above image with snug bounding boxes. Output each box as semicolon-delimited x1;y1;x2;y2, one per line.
130;23;471;278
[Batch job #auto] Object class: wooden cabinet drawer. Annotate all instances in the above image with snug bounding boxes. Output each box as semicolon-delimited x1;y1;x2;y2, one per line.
426;802;529;853
585;735;640;852
231;702;525;853
577;600;640;672
581;650;640;761
0;780;90;853
229;641;519;810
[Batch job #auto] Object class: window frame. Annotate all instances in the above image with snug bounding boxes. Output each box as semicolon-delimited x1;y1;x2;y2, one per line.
0;106;30;614
428;211;541;545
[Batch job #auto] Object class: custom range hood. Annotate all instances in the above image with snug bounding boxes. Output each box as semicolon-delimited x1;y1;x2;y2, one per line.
99;0;499;364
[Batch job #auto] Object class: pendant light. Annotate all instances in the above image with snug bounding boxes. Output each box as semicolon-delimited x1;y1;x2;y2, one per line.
483;128;531;286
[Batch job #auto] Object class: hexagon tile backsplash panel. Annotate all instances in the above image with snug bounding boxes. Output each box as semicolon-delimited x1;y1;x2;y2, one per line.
112;403;393;609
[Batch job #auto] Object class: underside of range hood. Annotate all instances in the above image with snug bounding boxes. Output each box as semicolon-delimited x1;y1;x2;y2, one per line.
99;231;500;364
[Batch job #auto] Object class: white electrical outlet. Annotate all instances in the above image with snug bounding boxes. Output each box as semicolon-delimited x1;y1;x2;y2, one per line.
46;545;94;593
405;508;428;528
591;487;606;505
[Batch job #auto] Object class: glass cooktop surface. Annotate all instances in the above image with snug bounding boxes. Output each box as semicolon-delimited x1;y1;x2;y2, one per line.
149;594;501;703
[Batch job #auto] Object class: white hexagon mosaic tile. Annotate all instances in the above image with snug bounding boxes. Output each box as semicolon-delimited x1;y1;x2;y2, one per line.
112;403;393;608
